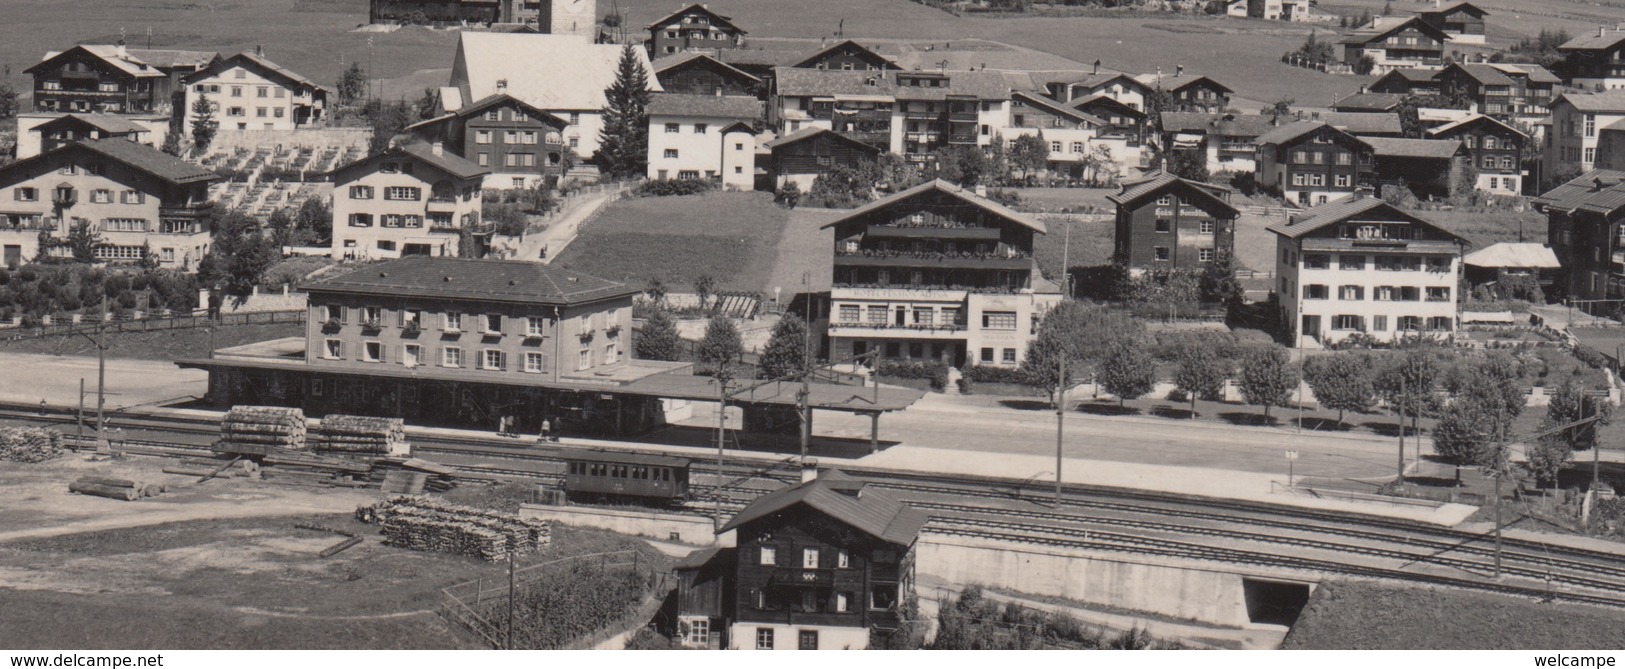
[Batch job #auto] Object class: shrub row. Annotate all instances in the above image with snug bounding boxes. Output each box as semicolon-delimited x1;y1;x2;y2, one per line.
876;360;949;391
634;178;716;198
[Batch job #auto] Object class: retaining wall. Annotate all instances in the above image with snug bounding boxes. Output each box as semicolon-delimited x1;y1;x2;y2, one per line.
519;503;718;545
916;534;1316;627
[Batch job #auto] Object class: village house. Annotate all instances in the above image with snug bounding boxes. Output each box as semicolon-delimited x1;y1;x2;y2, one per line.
1544;90;1625;178
1050;71;1151;110
1559;27;1625;91
1135;69;1234;113
405;93;569;190
1107;172;1239;272
328;142;489;261
1330;91;1406;114
1533;169;1625;305
647;3;748;56
1243;0;1310;21
23;114;153;159
653;52;762;97
764;127;883;191
1417;1;1489;44
1271;196;1467;346
0;138;217;270
1255;120;1374;207
771;69;896;148
675;468;926;650
823;180;1062;369
771;68;1011;163
1426;114;1528;194
1369;68;1443;97
448;32;662;159
1006;92;1134;181
1158;112;1280;173
1341;17;1451;73
645;94;761;189
1067;94;1147;147
790;40;901;72
370;0;597;37
1432;63;1547;123
26;42;215;115
1363;137;1470;200
180;49;328;131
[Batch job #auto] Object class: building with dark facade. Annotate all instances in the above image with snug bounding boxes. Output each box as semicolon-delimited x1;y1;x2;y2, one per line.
675;468;927;650
1341;17;1450;73
25;43;214;115
1533;169;1625;305
1427;114;1527;194
1135;70;1233;113
405;93;569;190
1107;172;1239;272
1363;137;1470;200
1255;120;1375;207
1418;1;1489;44
764;127;883;191
647;3;748;56
791;40;900;72
1559;28;1625;91
653;52;762;97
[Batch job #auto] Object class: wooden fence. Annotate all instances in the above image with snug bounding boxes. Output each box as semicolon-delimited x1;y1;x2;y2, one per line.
439;548;670;649
0;310;305;342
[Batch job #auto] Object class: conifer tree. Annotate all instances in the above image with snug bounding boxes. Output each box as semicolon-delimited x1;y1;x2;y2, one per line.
597;45;651;178
190;93;218;154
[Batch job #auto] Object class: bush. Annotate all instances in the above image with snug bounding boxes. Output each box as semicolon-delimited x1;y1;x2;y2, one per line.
876;360;950;391
634;178;715;197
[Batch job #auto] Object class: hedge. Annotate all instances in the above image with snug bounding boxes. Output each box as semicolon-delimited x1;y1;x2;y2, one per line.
633;178;716;197
876;360;949;391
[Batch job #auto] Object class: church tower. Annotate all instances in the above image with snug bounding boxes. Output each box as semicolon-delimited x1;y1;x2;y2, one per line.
541;0;598;40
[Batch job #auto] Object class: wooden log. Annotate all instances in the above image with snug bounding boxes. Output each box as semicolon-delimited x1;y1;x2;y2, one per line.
69;482;140;501
222;423;306;436
75;476;141;489
318;536;363;558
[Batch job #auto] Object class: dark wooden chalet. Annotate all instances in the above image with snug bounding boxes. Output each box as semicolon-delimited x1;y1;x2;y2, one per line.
653;53;762;97
1107;171;1239;271
25;44;213;115
1139;70;1233;113
1418;2;1489;43
1363;137;1469;200
1255;120;1375;207
1427;114;1527;193
687;469;927;650
1368;68;1442;97
792;40;900;72
647;4;748;56
1533;169;1625;304
32;114;150;154
764;127;883;189
403;93;569;186
1341;18;1451;71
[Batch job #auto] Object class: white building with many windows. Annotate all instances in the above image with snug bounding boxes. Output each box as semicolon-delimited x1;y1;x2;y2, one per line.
328;142;488;260
645;94;761;189
180;49;327;132
1271;196;1468;346
1545;90;1625;178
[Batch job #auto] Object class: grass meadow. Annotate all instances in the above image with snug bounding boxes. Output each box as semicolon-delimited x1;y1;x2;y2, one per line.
1282;579;1625;649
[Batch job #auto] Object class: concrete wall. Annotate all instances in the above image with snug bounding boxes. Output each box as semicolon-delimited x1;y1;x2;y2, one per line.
207;127;371;155
519;503;718;545
917;534;1275;628
199;285;308;315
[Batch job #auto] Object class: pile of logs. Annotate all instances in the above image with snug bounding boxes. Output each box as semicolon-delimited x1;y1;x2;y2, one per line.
356;496;551;562
311;415;408;456
0;427;64;463
370;458;458;493
69;476;164;501
216;406;307;454
162;458;261;479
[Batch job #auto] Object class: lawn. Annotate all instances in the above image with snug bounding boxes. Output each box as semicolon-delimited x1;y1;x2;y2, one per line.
553;191;793;294
0;514;653;650
1411;207;1547;251
1282;579;1625;649
0;321;304;360
1032;214;1115;286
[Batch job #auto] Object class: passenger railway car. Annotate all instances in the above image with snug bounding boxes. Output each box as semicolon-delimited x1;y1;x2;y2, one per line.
562;450;691;504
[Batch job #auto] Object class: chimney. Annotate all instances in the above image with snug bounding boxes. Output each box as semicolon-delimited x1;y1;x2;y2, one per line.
1595;177;1607;192
1176;64;1184;76
115;39;127;59
800;459;820;483
496;78;508;91
255;44;264;58
1093;59;1101;75
1359;84;1368;94
1603;26;1609;38
1155;66;1162;78
431;140;443;156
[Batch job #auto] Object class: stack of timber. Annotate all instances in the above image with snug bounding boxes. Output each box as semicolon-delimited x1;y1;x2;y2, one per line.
69;476;164;501
0;427;65;463
162;457;261;478
311;415;409;456
215;406;306;455
355;496;551;561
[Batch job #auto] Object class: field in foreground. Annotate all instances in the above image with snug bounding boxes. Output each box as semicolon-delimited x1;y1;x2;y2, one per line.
1282;579;1625;649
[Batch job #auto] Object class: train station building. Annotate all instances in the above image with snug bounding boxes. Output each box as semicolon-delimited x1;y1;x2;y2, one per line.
177;257;924;448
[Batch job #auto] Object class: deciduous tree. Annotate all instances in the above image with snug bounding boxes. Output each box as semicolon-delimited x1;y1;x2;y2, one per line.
197;207;279;306
1020;301;1144;399
1303;352;1376;424
1009;132;1050;184
1238;345;1299;420
698;314;743;381
596;45;652;179
1527;379;1613;487
1173;342;1229;416
337;61;368;107
1098;339;1156;408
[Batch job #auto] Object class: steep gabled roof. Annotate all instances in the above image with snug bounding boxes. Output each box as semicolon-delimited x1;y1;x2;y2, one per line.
182;51;324;92
1342;17;1452;46
718;470;929;546
0;138;217;188
646;3;746;34
302;256;637;306
1267;196;1462;242
1560;29;1625;52
1362;136;1465;159
453;33;662;111
404;93;570;133
1134;72;1233;95
1420;2;1488;18
1069;72;1150;94
1487;62;1561;85
1462;243;1559;269
1255;120;1358;147
1067;93;1146;119
1321;111;1403;136
1373;68;1441;87
647;93;762;120
25;44;165;78
1550;90;1625;113
1011;91;1102;126
819;179;1046;233
1427;113;1528;140
762;126;882;155
792;40;900;70
329;142;490;182
651;51;760;83
1331;92;1407;112
34;113;147;135
1106;171;1238;216
1442;63;1515;86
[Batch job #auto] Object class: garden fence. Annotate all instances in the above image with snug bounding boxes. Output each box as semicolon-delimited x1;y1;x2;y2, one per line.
439;547;670;649
0;310;305;342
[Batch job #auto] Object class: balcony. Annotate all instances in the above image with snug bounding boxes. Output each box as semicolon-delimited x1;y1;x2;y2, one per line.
828;321;968;338
160;202;213;221
833;282;1022;295
769;567;833;587
947;133;978;145
835;253;1031;271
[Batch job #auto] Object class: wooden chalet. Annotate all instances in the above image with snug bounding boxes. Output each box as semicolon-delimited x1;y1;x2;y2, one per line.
1107;171;1239;271
791;40;900;72
653;52;762;97
647;4;749;56
764;127;883;190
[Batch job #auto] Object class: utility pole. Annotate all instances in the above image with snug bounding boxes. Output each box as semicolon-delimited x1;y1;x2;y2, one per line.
1055;355;1066;503
77;378;85;443
506;546;516;650
1060;214;1074;297
714;377;727;531
1396;374;1406;481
